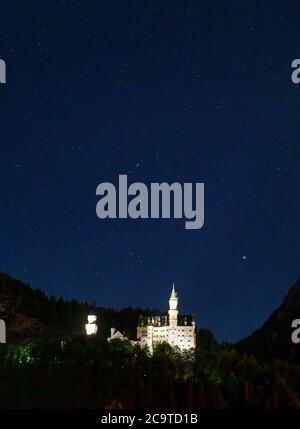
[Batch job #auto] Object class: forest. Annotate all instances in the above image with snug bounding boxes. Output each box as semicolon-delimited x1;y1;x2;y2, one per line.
0;271;300;409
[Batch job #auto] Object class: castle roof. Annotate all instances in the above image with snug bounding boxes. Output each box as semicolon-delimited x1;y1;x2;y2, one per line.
138;314;194;327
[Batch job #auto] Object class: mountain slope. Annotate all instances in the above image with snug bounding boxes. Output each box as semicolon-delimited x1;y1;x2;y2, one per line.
0;272;159;343
236;277;300;362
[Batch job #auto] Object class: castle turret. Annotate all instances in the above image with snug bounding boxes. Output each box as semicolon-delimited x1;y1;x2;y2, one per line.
168;284;178;327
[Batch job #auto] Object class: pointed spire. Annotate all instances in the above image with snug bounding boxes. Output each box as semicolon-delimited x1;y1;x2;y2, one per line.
170;283;177;298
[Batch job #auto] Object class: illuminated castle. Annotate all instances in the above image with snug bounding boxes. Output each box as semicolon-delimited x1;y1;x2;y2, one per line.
137;285;196;352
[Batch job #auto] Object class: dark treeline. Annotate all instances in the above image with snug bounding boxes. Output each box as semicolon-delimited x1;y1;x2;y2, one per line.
0;336;300;408
1;271;300;409
0;272;159;342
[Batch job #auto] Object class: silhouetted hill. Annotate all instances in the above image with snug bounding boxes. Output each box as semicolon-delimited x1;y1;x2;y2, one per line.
236;277;300;362
2;272;300;408
0;272;159;343
2;270;300;364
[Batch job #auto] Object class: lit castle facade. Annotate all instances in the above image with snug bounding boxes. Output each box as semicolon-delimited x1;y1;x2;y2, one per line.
137;285;196;352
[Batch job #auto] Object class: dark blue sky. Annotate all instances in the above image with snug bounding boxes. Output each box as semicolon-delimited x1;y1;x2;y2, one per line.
0;1;299;341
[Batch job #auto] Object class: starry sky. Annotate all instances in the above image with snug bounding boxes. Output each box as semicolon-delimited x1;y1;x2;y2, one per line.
0;1;299;342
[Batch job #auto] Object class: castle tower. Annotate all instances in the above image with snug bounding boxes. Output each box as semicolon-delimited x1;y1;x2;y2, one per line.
168;284;178;327
85;315;98;335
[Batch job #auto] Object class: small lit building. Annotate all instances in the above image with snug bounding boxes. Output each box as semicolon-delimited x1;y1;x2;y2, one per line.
137;285;196;352
107;327;128;342
85;315;98;336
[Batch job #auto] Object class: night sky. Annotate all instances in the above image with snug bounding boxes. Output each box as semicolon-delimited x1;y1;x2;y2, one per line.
0;1;299;342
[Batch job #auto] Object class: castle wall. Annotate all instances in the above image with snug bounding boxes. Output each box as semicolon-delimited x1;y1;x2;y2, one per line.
138;324;195;352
